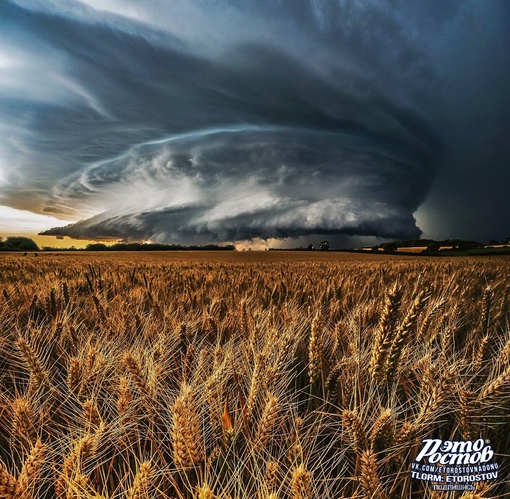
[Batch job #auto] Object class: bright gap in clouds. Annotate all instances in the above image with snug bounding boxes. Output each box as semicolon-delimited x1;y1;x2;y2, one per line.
0;205;73;234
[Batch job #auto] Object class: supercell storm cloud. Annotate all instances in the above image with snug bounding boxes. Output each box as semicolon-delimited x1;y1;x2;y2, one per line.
1;0;509;243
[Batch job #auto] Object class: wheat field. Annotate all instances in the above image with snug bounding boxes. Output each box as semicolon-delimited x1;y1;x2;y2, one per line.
0;251;509;498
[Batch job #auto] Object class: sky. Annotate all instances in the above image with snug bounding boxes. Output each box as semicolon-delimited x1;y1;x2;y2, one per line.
0;0;509;248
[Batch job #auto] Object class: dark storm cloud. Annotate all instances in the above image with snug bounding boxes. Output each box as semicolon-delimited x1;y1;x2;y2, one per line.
1;0;508;242
43;128;427;241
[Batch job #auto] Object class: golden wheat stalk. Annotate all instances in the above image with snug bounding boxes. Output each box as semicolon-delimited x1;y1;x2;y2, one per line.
268;330;295;382
117;376;133;415
290;464;312;499
360;449;386;499
12;398;37;447
265;461;278;493
369;286;401;381
55;431;100;496
384;291;428;381
308;311;322;385
440;324;455;363
499;335;510;364
325;358;347;399
459;493;488;499
342;410;367;453
196;483;214;499
18;439;45;499
288;417;305;465
369;408;393;451
67;357;82;394
16;337;49;390
479;286;492;336
126;462;152;499
86;345;98;372
459;389;475;440
0;463;19;499
122;352;151;396
478;363;510;401
418;297;446;340
255;394;279;448
392;421;416;466
246;353;266;421
83;400;101;429
472;334;490;371
415;367;454;427
64;471;95;498
171;384;204;468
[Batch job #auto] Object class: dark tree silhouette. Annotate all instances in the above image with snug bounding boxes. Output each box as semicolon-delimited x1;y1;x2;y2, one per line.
319;240;330;251
426;242;441;253
0;236;39;251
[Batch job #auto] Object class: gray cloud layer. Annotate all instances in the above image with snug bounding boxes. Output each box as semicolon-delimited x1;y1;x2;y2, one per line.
1;0;508;243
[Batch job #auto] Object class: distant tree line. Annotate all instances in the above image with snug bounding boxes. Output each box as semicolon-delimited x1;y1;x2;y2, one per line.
272;240;331;251
0;237;236;252
1;235;509;253
84;242;236;251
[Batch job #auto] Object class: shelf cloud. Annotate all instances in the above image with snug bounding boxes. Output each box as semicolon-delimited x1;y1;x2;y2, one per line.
1;0;508;243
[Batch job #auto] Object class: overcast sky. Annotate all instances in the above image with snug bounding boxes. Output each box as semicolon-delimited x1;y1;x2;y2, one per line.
1;0;509;246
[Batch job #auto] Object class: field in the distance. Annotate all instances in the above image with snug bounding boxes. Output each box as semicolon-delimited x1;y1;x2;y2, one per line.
0;251;509;498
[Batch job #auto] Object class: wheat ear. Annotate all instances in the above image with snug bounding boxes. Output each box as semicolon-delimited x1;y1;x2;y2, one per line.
478;364;510;401
360;449;386;499
12;398;37;447
17;337;49;390
384;291;428;381
255;394;279;448
67;357;82;394
265;461;278;493
0;464;19;499
308;311;323;385
370;408;394;451
196;483;214;499
126;461;152;499
18;439;45;499
342;410;368;453
171;384;204;468
369;286;401;381
290;464;312;499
